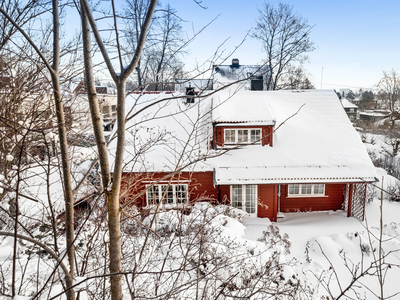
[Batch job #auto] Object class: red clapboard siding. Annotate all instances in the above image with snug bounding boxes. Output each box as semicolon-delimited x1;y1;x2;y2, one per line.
215;127;224;148
280;183;345;213
258;184;277;221
120;171;219;208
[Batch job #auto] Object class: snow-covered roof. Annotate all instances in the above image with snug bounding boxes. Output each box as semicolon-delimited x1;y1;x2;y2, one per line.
210;90;376;184
359;110;389;117
212;91;275;125
108;89;377;184
108;92;213;173
341;98;358;109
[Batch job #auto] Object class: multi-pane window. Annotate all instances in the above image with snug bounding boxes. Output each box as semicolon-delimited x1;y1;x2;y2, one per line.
225;129;236;144
231;185;257;215
146;184;188;205
250;129;261;142
175;185;188;203
224;129;262;145
288;184;325;197
238;130;247;143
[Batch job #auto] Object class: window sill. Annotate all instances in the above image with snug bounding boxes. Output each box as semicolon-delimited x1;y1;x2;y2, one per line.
286;194;328;198
221;144;262;149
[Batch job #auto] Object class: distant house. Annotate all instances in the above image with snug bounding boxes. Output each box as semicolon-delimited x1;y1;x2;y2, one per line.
70;80;117;132
213;59;273;91
174;79;213;92
174;59;272;93
359;110;390;123
109;89;377;221
341;98;359;121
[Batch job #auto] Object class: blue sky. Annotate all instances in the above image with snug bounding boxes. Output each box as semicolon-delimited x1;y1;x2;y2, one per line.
167;0;400;91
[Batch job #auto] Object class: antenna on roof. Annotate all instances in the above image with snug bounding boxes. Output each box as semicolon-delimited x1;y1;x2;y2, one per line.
320;67;324;89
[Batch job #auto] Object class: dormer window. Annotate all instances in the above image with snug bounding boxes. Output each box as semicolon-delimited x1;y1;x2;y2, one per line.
224;128;261;145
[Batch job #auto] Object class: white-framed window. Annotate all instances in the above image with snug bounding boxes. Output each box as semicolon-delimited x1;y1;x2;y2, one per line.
231;185;257;215
224;128;261;145
146;184;188;205
288;184;325;197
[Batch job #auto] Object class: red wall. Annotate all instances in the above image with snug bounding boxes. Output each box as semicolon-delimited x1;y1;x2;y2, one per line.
258;184;278;221
279;183;345;213
121;172;346;221
120;172;277;219
121;171;220;207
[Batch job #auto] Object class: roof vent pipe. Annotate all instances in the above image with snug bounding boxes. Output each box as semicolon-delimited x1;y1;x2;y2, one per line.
186;85;195;103
231;58;239;68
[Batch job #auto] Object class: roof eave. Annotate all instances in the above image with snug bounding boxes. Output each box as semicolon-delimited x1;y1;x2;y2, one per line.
214;177;378;185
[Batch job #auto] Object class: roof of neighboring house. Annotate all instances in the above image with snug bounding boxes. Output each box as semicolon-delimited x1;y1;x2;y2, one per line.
213;64;271;90
341;98;358;109
359;110;389;117
109;89;377;184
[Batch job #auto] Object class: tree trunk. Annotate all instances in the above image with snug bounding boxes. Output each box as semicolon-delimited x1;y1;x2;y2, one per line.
107;80;126;300
51;0;75;298
79;1;157;298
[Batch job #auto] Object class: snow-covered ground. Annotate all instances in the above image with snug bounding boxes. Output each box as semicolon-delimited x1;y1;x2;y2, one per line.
1;137;400;299
244;177;400;299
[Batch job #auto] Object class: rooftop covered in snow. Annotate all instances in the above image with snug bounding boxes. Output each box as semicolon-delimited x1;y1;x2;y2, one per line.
341;98;358;109
210;90;376;184
108;89;377;184
212;90;275;125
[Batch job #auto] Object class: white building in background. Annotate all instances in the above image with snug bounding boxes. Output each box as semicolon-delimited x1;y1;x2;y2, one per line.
339;89;351;98
340;98;359;122
67;80;118;134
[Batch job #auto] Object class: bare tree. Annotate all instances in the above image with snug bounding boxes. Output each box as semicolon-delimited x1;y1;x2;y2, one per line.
0;0;48;50
79;0;157;298
148;4;186;91
279;63;315;90
310;183;400;300
0;1;86;298
0;2;322;300
377;69;400;130
252;2;315;90
124;1;186;91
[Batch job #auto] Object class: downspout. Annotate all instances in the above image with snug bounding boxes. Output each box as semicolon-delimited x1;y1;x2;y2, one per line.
211;96;217;150
277;184;284;218
277;184;281;213
213;168;221;203
213;123;217;149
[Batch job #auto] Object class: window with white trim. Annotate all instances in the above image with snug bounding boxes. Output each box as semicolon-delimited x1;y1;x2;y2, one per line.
231;185;257;214
146;184;188;205
224;128;261;145
288;184;325;197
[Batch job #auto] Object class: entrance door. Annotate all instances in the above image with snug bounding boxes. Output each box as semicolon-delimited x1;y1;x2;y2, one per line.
231;185;257;216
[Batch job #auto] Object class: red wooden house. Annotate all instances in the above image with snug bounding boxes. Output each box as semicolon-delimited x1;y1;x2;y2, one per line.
110;89;377;221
